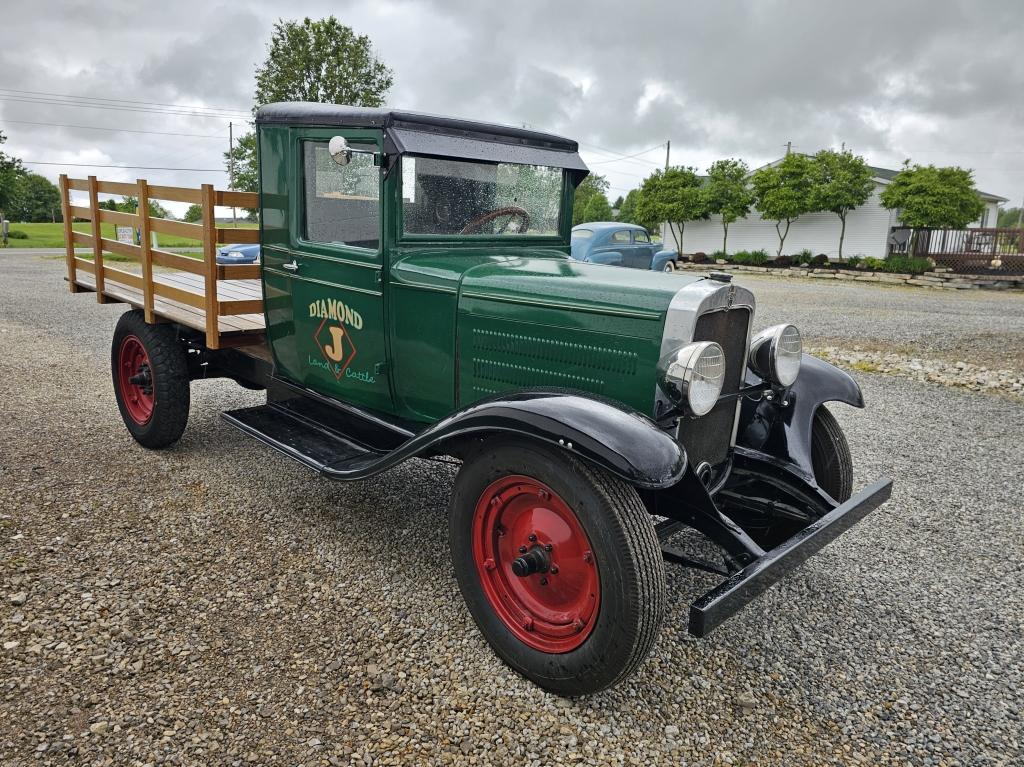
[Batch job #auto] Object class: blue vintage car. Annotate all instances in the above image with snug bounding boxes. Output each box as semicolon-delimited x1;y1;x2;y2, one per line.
570;222;679;272
216;243;260;265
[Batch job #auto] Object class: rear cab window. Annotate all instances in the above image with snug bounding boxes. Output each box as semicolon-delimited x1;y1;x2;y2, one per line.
633;230;651;243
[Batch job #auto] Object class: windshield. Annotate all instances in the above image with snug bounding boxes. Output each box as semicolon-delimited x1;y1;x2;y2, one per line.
402;156;563;237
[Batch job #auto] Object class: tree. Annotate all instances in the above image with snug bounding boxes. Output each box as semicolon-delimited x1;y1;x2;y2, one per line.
580;194;613;223
809;150;874;259
880;162;985;229
183;204;203;223
751;153;815;257
572;174;610;225
228;16;394;212
997;206;1022;228
117;196;172;220
705;159;751;254
11;173;61;222
635;166;708;253
0;131;25;224
612;195;624;210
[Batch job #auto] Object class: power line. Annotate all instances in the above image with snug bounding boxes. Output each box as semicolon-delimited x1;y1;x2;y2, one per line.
22;161;227;172
0;87;249;116
578;140;665;168
585;142;668;166
0;119;228;138
0;95;246;120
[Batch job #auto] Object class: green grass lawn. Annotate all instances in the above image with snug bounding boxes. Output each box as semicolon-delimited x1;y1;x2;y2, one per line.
2;221;258;249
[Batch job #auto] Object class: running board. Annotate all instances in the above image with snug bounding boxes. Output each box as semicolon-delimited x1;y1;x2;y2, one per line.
221;403;384;475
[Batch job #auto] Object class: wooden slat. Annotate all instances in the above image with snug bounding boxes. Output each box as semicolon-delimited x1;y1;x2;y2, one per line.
87;176;105;302
217;264;262;280
103;265;143;289
200;184;219;348
69;205;92;220
59;175;79;293
153;280;206;310
215;190;259;207
72;231;93;246
146;184;203;204
67;178;89;191
149;216;203;240
95;180;139;196
97;208;138;227
216;227;259;244
218;299;264;316
137;178;155;322
152;249;204;275
74;257;95;274
98;237;142;261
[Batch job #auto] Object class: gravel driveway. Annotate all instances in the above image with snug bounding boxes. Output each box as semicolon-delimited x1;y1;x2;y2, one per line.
2;252;1022;766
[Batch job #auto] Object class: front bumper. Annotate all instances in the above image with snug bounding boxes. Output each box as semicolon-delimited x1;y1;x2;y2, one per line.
688;477;893;636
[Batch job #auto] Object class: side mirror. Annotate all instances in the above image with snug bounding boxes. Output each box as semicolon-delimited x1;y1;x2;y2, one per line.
328;135;352;166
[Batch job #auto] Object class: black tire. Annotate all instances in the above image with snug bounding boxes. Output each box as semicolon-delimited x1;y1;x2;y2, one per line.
810;406;853;502
449;439;665;696
662;260;676;273
111;310;190;448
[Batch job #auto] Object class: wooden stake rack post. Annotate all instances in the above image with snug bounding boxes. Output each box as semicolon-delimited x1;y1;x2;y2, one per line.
58;175;264;349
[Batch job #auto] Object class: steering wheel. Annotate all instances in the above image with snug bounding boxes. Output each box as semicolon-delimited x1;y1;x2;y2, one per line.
459;206;530;235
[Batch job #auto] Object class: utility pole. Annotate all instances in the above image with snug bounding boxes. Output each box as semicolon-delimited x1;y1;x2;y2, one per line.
665;140;670;170
1017;194;1023;229
229;121;237;227
785;141;792;156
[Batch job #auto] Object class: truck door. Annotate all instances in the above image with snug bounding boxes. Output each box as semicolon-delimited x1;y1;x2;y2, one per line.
262;129;393;412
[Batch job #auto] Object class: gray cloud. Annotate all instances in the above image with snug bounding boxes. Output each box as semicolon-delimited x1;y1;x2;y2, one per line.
2;0;1021;205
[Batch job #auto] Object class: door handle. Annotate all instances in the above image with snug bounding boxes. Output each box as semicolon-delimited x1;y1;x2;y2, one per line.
282;260;300;271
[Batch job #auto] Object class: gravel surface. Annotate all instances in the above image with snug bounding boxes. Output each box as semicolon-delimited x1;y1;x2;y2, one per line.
2;252;1022;766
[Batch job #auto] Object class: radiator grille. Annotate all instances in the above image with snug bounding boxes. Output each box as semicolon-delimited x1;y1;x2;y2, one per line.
678;308;750;466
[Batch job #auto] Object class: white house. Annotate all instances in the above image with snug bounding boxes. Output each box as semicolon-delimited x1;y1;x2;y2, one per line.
661;162;1007;259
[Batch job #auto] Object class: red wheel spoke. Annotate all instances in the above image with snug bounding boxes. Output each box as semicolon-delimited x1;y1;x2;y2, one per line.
472;475;599;653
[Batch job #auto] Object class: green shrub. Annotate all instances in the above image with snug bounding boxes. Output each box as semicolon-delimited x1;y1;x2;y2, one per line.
844;256;862;269
6;229;28;240
709;250;728;262
797;248;814;264
732;249;769;266
882;255;931;275
862;257;885;271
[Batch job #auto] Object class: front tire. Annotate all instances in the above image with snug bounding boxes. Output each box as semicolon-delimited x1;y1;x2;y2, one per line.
810;406;853;502
662;260;677;273
111;310;190;448
449;439;664;696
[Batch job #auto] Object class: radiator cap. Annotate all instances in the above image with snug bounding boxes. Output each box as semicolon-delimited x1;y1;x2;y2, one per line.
709;271;733;283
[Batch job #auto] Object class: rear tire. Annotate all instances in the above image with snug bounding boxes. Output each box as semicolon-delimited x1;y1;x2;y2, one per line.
449;439;664;696
111;310;190;448
810;406;853;502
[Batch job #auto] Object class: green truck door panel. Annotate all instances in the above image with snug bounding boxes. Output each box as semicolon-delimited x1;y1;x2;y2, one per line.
261;127;394;413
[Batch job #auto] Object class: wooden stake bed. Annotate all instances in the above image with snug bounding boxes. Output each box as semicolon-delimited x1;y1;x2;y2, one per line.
59;175;265;349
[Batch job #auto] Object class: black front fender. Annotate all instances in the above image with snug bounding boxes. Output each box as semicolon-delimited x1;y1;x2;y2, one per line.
737;354;863;481
326;390;684;488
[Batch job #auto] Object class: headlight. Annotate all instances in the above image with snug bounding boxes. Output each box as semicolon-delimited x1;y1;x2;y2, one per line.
658;341;726;416
748;324;802;386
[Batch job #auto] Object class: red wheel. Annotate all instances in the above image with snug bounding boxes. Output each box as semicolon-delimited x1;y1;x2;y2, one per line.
111;310;190;448
116;335;155;425
450;440;665;696
472;476;599;653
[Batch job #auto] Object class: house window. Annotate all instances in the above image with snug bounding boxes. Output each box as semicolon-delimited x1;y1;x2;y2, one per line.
303;141;380;251
979;208;989;228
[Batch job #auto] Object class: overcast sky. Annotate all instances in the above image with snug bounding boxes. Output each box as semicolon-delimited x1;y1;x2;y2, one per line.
2;0;1022;213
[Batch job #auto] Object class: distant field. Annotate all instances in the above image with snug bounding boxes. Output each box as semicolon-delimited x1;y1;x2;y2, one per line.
2;221;258;249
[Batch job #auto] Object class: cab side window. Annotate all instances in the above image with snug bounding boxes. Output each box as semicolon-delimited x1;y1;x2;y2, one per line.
633;230;650;243
303;141;380;251
611;230;631;243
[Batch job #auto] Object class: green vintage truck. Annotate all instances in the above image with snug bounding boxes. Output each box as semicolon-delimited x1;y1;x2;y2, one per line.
62;103;891;696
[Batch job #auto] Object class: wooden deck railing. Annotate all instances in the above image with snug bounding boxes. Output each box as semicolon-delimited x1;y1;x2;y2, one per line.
887;226;1024;273
59;175;261;348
